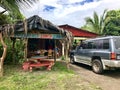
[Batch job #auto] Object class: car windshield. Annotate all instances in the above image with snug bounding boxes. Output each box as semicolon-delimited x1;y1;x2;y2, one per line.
114;38;120;49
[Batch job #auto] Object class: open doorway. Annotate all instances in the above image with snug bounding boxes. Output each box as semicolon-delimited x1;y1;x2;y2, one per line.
27;38;62;58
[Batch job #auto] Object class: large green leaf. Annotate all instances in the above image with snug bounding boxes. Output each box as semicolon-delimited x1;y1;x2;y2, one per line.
83;10;107;35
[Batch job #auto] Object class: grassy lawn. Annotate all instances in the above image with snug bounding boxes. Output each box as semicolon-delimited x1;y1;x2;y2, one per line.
0;61;102;90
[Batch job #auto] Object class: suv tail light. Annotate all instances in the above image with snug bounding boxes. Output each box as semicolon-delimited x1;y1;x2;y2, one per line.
111;52;116;60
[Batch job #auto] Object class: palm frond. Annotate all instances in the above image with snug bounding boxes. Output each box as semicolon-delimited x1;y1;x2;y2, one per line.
85;17;94;25
99;9;107;34
16;0;39;9
93;12;99;25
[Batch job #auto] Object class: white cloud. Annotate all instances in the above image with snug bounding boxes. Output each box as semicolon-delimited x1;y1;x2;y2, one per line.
54;1;101;18
0;7;5;12
40;0;62;8
101;0;120;10
68;0;83;3
18;0;120;27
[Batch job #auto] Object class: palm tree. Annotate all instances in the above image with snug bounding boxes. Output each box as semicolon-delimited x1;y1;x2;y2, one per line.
0;0;38;20
0;0;23;21
0;0;38;76
85;9;107;34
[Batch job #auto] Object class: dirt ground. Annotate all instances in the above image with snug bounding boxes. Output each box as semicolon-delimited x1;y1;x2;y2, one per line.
69;63;120;90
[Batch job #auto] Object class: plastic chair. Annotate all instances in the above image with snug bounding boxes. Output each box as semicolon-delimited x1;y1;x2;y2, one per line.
47;49;53;59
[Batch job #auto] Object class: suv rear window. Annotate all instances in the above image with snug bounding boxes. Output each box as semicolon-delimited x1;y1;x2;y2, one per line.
114;38;120;49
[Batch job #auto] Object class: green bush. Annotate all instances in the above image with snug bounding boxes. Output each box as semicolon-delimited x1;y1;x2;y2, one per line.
61;56;65;60
0;38;24;65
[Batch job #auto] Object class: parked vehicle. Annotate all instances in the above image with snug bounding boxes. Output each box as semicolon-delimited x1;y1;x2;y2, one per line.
70;36;120;74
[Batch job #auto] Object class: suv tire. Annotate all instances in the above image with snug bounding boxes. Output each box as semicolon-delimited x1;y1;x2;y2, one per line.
92;59;103;74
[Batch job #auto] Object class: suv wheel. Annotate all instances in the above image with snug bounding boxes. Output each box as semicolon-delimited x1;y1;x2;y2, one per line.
70;56;75;64
92;59;103;74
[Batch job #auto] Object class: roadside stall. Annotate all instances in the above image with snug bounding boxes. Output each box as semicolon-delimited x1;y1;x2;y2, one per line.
10;15;72;71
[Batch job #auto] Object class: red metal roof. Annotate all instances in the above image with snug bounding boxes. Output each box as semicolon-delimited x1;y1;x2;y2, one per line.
59;24;99;38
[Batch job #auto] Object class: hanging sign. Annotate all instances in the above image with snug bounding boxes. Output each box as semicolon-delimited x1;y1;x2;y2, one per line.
13;33;64;39
40;34;52;39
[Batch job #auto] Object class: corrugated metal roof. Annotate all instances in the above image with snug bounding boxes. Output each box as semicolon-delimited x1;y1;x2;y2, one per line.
59;24;99;38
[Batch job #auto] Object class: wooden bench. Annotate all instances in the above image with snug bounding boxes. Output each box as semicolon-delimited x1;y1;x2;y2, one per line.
22;60;54;72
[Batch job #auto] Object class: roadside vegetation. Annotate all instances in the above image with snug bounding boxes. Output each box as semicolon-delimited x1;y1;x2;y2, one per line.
0;61;101;90
81;9;120;36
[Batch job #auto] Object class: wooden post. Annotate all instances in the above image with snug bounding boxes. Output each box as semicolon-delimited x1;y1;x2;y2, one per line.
54;39;56;62
24;20;28;61
67;42;70;69
11;38;16;64
65;41;67;60
65;39;70;69
24;39;28;61
0;33;7;77
62;41;65;56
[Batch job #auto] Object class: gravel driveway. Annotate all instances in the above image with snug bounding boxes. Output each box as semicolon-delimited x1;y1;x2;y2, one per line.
70;63;120;90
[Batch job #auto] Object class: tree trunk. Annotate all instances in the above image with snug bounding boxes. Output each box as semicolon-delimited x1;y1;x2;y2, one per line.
62;42;65;56
54;39;56;62
64;39;70;69
24;19;28;61
0;61;3;77
66;41;70;69
0;33;7;77
24;38;28;61
11;38;16;64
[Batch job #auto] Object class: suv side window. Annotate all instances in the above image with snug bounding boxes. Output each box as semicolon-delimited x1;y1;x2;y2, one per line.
97;40;103;49
114;38;120;49
95;39;109;49
81;39;109;49
92;41;97;49
81;42;87;49
103;39;109;49
87;42;93;49
82;41;94;49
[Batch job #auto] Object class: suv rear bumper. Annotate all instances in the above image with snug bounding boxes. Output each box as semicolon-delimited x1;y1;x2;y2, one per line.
102;60;120;68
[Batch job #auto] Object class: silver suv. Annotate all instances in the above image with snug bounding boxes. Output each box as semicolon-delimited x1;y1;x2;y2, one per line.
70;36;120;74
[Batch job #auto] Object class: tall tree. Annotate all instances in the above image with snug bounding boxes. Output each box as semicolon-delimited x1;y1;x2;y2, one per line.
103;10;120;35
82;9;107;34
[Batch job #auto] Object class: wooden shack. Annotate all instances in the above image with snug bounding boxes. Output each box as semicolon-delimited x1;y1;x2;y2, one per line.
12;15;72;64
0;15;72;74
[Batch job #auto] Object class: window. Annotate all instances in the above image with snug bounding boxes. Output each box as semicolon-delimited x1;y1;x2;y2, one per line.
82;42;87;49
97;40;103;49
92;39;109;49
103;39;109;49
92;41;97;49
87;42;93;49
114;38;120;49
81;39;109;49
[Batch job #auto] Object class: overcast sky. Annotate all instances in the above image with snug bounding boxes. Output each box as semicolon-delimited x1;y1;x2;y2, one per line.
1;0;120;28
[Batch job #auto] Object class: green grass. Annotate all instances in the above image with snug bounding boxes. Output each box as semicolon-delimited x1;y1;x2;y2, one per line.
0;61;102;90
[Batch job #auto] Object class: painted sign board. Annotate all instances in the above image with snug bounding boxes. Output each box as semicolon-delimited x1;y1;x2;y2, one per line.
13;33;64;39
